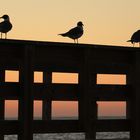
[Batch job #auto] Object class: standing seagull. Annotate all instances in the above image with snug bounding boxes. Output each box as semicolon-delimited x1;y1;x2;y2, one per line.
0;15;12;39
59;21;84;43
127;30;140;47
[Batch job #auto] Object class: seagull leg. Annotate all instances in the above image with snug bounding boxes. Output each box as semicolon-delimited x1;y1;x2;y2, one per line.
1;33;2;39
74;39;76;43
77;39;78;44
5;33;7;39
139;42;140;47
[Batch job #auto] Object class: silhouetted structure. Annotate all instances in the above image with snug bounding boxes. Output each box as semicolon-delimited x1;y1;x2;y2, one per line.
59;21;84;43
127;30;140;47
0;39;139;140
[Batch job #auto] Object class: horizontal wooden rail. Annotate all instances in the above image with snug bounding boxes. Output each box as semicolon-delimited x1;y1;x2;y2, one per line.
0;119;130;134
0;83;131;101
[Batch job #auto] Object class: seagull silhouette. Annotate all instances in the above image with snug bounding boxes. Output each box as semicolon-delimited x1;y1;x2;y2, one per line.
0;15;12;39
127;30;140;47
58;21;84;43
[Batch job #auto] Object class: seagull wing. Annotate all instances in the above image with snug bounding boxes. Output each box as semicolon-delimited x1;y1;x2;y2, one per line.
65;26;82;36
0;21;12;33
131;30;140;42
0;21;5;31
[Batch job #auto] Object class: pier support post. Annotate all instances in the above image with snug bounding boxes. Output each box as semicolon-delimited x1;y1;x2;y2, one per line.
127;52;140;140
81;48;97;140
18;46;34;140
0;70;5;140
42;72;52;120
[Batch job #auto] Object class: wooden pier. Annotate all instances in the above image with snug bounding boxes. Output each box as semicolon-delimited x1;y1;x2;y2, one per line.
0;39;139;140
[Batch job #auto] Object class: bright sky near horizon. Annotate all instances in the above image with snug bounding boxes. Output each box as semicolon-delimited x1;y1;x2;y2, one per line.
1;0;137;118
1;0;140;46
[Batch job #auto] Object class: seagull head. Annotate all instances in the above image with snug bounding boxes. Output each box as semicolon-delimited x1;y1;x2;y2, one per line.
0;15;10;21
77;21;84;27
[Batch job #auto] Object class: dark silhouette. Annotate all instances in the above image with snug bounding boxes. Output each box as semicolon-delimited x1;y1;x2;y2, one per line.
0;15;12;39
58;21;84;43
0;39;139;140
127;30;140;47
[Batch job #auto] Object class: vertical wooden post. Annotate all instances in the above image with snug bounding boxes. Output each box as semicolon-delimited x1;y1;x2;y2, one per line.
80;48;97;140
18;46;34;140
0;70;5;140
127;52;140;140
78;70;85;124
85;72;97;140
42;72;52;120
126;99;131;119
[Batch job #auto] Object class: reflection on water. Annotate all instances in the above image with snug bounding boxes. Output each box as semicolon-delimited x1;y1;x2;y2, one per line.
4;132;129;140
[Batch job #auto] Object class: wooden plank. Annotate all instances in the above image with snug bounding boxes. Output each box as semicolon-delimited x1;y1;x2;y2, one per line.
93;85;130;101
0;120;19;134
89;49;133;64
0;83;20;99
96;119;130;132
33;84;78;100
33;63;80;72
0;83;78;100
92;63;130;74
0;119;130;134
33;120;83;133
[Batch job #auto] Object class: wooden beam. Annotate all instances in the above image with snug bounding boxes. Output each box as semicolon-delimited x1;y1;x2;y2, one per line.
0;120;19;134
42;72;52;120
34;84;78;100
18;46;34;140
93;85;130;101
33;120;83;133
96;119;130;132
0;70;5;140
126;52;140;140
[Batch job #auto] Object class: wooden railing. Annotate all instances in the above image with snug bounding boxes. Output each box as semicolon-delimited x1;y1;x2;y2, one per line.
0;39;139;140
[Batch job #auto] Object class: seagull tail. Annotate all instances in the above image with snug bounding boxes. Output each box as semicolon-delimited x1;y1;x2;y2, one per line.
127;40;131;42
58;33;67;37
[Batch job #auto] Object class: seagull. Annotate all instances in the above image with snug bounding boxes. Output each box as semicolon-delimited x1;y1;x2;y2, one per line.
58;21;84;43
127;30;140;47
0;15;12;39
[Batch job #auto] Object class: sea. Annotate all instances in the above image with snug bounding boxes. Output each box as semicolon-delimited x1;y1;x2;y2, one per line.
4;116;130;140
4;132;130;140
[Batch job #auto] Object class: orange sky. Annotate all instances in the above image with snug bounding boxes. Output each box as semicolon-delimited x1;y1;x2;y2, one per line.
1;0;140;46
